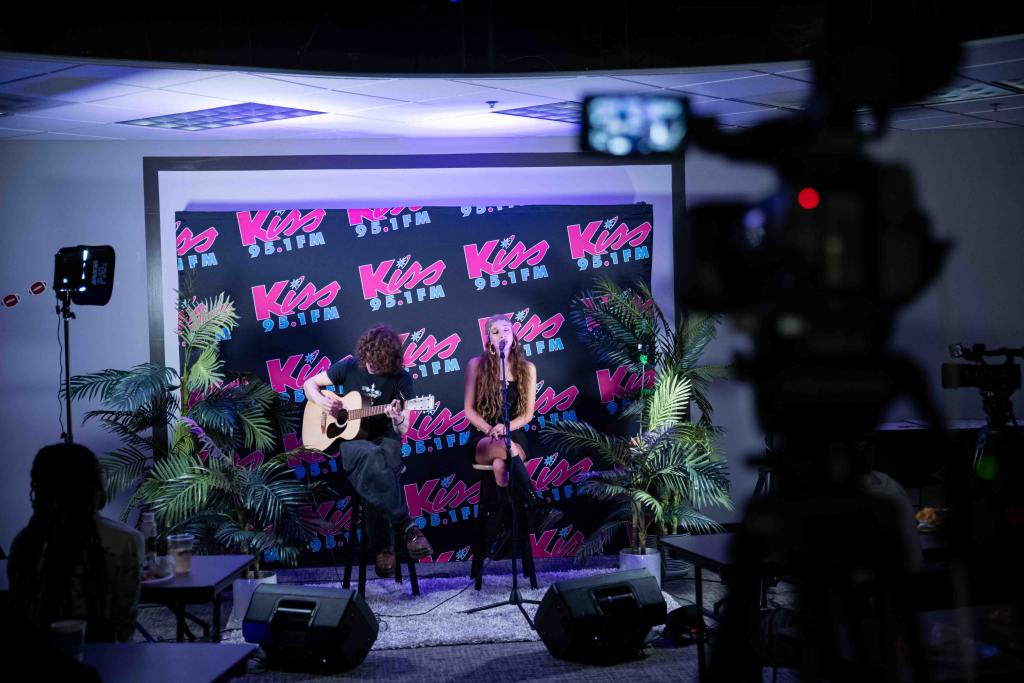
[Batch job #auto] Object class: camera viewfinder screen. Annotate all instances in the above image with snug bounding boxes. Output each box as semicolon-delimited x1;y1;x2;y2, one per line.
584;95;687;156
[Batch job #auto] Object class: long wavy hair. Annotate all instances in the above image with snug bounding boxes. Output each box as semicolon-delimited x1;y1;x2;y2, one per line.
12;443;108;634
473;314;531;421
356;325;404;375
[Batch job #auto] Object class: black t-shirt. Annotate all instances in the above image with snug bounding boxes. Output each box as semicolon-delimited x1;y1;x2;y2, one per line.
325;357;413;441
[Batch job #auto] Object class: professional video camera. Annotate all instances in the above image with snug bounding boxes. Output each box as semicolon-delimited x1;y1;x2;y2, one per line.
942;342;1022;485
942;343;1023;396
581;8;976;681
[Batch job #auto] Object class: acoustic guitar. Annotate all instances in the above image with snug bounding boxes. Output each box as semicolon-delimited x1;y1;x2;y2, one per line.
301;389;437;451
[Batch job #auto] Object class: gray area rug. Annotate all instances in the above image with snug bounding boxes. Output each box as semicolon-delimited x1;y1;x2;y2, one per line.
211;567;680;650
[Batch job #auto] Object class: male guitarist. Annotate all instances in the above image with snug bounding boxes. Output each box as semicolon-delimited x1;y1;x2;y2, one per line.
303;324;433;578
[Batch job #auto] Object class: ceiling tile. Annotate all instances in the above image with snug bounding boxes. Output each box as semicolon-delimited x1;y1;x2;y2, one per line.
0;74;147;103
960;36;1024;69
688;98;772;116
262;73;394;89
0;126;38;138
329;77;502;102
959;59;1024;85
74;90;241;117
889;113;976;130
920;76;1017;105
358;91;563;123
65;64;227;88
14;130;127;140
909;119;1017;130
0;114;102;132
23;102;150;123
163;73;405;113
667;72;812;99
718;108;795;127
455;75;661;102
928;93;1024;114
0;58;80;84
68;122;216;140
973;107;1024;123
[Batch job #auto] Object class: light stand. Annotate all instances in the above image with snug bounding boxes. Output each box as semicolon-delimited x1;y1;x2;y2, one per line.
463;343;540;626
52;244;116;444
57;290;76;443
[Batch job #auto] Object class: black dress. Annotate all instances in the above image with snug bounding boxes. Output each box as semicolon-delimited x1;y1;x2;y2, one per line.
467;380;530;462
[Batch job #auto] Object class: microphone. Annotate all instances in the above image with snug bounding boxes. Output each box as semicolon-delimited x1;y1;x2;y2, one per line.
498;340;507;355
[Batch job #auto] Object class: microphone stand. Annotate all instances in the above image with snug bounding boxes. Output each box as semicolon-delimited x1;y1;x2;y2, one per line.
464;342;540;626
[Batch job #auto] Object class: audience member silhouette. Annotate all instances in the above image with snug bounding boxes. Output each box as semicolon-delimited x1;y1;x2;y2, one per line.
7;442;144;643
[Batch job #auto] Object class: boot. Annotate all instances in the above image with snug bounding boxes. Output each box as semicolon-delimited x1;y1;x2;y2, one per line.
507;456;563;533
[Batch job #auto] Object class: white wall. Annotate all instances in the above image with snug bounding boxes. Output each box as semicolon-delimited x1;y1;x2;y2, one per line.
2;128;1022;548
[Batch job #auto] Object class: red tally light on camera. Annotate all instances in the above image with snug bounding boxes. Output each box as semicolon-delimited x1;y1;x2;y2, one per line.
797;187;820;210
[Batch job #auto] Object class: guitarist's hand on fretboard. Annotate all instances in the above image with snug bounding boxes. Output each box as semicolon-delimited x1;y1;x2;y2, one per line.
383;399;403;422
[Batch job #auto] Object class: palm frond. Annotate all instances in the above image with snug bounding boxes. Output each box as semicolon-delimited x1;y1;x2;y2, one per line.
538;420;629;466
180;416;229;462
179;292;239;352
577;474;633;502
70;363;178;412
645;370;692;430
683;458;733;510
185;345;225;394
140;453;217;528
673;508;727;536
188;396;238;443
239;462;318;531
100;446;152;498
238;409;275;452
575;500;631;560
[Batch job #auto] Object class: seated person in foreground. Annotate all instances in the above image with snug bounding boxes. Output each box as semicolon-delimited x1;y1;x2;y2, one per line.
7;442;144;642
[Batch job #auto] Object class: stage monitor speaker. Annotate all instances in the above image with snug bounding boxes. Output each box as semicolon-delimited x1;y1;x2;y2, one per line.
534;568;667;663
243;584;378;673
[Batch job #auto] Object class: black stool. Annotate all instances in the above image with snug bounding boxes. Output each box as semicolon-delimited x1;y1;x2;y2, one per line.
470;463;538;590
342;490;420;597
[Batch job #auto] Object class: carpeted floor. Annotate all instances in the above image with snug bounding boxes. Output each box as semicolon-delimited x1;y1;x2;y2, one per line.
134;558;796;682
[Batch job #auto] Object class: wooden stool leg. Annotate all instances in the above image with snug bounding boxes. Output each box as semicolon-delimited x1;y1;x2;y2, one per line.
407;556;420;596
358;506;369;597
472;474;493;590
343;501;355;590
518;511;538;589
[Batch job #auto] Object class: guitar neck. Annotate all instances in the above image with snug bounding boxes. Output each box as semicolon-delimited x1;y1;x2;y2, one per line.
349;404;391;420
348;399;428;420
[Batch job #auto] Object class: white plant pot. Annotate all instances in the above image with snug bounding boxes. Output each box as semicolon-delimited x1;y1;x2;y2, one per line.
232;570;277;621
619;548;662;587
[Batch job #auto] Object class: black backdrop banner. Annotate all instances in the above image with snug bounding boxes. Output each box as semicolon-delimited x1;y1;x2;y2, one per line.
175;203;654;567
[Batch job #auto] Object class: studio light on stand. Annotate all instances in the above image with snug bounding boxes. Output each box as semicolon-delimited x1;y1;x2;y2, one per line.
54;245;115;443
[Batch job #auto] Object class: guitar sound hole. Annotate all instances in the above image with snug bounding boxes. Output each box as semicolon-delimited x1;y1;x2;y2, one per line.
326;410;349;438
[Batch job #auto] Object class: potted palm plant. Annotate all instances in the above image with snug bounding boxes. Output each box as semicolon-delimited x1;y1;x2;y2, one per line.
70;291;323;616
541;277;732;584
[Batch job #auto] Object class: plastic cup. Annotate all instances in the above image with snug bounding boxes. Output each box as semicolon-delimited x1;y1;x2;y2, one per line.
50;619;87;661
167;533;195;573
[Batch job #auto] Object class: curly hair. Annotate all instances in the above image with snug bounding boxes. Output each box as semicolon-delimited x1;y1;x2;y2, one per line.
356;325;404;375
12;443;108;635
473;314;531;421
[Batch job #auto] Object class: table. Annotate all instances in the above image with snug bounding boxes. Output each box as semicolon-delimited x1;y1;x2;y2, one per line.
83;642;257;683
659;533;735;681
141;554;255;642
660;532;952;682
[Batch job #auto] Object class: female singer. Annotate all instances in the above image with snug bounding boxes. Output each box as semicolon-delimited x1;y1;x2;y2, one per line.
464;313;561;532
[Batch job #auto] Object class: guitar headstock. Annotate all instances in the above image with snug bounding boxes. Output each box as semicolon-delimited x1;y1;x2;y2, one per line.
410;394;439;415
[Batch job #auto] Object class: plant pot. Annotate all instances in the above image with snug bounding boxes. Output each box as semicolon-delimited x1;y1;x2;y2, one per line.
619;548;661;587
232;570;277;621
